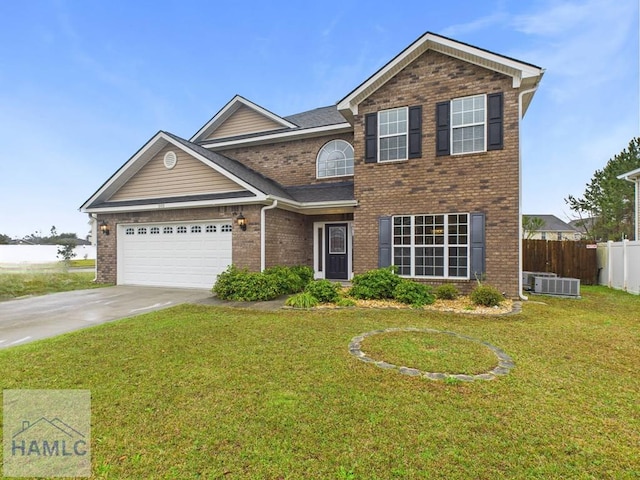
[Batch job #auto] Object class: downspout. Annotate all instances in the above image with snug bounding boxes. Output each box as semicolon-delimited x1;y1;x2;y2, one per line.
260;199;278;272
518;85;540;300
89;213;98;281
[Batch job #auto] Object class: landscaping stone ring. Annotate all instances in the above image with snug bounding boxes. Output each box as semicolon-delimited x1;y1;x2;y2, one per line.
348;327;515;381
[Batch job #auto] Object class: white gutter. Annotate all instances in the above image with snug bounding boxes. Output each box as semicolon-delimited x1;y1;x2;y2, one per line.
518;85;540;300
260;199;278;272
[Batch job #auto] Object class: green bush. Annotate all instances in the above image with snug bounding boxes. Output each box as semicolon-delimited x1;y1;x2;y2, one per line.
336;297;356;307
213;266;280;301
263;265;306;295
349;266;401;300
392;280;435;307
435;283;460;300
285;291;319;308
305;279;341;303
289;265;314;287
470;283;504;307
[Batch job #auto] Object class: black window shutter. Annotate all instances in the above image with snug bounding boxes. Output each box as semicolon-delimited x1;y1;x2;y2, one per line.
469;212;486;279
378;216;392;268
487;92;503;150
408;105;422;159
365;113;377;163
436;101;450;156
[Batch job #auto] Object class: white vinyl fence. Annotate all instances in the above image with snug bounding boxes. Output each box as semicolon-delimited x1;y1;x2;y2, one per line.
0;245;96;264
597;240;640;295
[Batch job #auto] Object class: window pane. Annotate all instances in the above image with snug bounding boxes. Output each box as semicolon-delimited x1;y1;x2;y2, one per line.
450;95;485;154
317;140;354;178
329;226;346;254
394;247;411;276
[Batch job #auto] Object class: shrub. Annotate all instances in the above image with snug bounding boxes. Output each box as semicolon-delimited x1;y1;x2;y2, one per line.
213;266;280;301
305;279;341;303
336;297;356;307
263;265;306;295
289;265;314;287
349;267;401;300
392;280;435;307
470;283;504;307
285;292;319;308
435;283;460;300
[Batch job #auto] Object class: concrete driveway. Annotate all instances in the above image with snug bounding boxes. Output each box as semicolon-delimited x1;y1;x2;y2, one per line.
0;286;212;349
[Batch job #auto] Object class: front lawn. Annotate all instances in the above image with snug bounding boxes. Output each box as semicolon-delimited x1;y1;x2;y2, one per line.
0;271;104;301
0;286;638;478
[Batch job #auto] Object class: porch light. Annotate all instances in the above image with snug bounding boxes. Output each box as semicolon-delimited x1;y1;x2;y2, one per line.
236;213;247;231
99;221;110;236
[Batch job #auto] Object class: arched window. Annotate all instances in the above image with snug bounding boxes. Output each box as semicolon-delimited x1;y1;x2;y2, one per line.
316;140;354;178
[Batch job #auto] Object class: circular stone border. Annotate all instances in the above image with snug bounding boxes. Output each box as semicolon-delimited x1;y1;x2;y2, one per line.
348;327;515;382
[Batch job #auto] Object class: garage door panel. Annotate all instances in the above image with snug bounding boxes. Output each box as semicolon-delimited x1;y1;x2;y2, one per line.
118;221;232;289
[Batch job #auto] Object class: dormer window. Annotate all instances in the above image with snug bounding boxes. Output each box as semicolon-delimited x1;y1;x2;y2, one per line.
316;140;354;178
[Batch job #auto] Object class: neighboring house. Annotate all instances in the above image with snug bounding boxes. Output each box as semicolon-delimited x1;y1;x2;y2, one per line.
618;167;640;240
569;216;601;240
81;32;544;297
524;215;581;241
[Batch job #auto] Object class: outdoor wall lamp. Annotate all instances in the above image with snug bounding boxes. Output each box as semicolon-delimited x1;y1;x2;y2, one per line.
99;221;110;236
236;213;247;231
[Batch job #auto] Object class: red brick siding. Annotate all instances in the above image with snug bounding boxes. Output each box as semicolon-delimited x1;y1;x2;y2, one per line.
352;50;521;297
218;132;354;187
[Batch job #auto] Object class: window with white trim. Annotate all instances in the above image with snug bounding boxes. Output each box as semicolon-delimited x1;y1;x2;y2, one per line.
393;214;469;278
220;224;232;232
163;226;173;234
150;227;160;235
317;140;354;178
125;227;135;235
379;107;408;161
176;226;187;234
451;95;485;154
191;225;202;233
205;225;216;233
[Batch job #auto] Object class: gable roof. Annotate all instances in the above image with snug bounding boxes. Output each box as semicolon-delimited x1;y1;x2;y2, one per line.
81;131;356;213
337;31;545;122
190;95;298;143
525;214;579;233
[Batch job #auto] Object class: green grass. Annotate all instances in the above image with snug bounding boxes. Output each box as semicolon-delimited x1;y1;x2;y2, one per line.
69;258;96;268
361;330;499;375
0;286;639;478
0;271;105;300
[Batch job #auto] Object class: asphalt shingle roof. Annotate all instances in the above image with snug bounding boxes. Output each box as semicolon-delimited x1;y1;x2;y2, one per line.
284;106;348;129
526;214;579;232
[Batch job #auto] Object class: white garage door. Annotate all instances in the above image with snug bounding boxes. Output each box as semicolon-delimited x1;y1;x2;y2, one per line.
118;221;232;289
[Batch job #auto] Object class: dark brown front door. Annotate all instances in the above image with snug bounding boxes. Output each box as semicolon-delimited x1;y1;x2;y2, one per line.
325;223;348;280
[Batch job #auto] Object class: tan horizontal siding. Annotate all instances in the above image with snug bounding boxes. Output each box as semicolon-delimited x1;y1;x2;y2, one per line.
207;105;284;140
110;145;245;201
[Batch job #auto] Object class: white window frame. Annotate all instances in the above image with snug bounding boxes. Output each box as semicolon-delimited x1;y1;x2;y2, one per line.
392;213;470;280
378;107;408;162
316;139;354;179
451;94;486;155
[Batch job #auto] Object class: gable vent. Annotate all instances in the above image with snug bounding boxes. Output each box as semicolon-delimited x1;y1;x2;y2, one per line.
163;151;177;170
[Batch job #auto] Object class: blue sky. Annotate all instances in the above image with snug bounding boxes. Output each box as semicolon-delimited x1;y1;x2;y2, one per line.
0;0;638;239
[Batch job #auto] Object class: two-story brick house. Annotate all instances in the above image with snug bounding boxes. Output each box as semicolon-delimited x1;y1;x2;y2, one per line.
81;32;544;297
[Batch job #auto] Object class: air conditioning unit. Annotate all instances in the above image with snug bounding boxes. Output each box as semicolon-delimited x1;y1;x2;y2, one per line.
522;271;557;291
534;277;580;297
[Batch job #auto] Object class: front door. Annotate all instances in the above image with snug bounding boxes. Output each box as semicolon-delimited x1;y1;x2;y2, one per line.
325;223;348;280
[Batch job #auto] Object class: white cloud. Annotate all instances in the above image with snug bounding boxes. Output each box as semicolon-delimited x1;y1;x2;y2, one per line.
441;11;509;37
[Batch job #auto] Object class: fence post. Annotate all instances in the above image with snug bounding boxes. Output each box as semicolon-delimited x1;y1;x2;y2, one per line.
607;240;613;288
623;239;628;292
